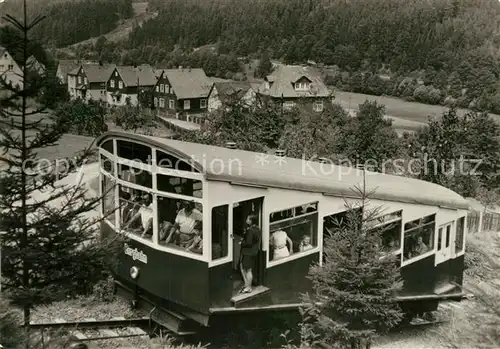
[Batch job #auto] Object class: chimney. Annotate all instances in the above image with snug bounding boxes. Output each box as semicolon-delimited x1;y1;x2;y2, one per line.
225;142;236;149
318;157;329;164
275;149;285;157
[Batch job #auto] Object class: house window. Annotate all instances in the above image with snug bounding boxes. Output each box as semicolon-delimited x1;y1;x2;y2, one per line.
313;100;324;112
200;99;207;108
118;81;123;89
110;80;115;88
269;202;318;262
212;205;229;261
159;98;165;108
403;214;435;262
455;216;465;253
154;97;158;107
169;100;175;109
78;76;82;84
8;64;13;71
366;210;402;255
155;85;159;92
84;77;88;85
160;84;164;93
115;71;118;76
165;84;170;93
283;101;295;111
184;100;190;110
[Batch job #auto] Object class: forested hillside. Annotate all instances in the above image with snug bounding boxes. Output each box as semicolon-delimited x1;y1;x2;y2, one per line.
122;0;500;112
0;0;133;47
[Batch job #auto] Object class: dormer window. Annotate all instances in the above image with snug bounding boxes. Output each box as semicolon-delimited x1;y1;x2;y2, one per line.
295;82;311;91
265;81;270;89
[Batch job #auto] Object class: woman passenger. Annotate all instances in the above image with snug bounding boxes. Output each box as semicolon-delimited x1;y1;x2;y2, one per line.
239;214;261;294
270;229;293;260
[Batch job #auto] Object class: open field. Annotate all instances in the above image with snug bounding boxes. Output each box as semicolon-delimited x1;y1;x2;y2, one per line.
335;91;500;124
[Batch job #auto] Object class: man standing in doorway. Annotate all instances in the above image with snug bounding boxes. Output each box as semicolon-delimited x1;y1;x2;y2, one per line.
239;214;261;294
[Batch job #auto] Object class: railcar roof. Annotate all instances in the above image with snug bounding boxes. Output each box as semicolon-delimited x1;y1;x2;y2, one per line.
96;132;470;210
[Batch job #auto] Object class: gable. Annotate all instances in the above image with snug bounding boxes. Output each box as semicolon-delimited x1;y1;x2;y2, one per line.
295;76;312;84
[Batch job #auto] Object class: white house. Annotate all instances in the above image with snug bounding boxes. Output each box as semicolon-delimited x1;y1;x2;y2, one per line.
0;46;23;90
207;81;256;112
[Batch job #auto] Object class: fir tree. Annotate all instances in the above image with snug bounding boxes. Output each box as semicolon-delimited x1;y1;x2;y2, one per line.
300;173;404;349
0;0;120;332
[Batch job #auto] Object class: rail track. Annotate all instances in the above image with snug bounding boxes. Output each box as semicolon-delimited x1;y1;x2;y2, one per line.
29;317;152;349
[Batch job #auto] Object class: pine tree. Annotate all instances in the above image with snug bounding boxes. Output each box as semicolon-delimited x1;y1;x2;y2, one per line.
0;0;121;333
300;174;404;349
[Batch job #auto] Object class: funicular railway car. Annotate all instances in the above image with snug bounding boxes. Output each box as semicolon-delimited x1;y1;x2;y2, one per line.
96;131;469;334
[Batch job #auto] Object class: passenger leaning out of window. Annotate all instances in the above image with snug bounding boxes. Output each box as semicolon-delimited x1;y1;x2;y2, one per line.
165;201;203;248
270;229;293;260
239;214;261;294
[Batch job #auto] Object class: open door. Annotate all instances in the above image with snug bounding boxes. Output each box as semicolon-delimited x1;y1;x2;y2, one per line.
230;197;267;303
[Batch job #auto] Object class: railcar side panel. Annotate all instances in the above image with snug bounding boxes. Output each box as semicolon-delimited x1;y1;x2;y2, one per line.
102;222;211;313
399;253;436;295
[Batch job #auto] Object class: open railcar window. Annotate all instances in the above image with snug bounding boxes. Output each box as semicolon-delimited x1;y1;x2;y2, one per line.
269;202;318;262
366;210;402;254
157;195;203;256
118;185;153;242
403;214;435;262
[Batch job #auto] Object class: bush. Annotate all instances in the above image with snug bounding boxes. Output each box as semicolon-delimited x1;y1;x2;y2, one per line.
92;275;116;303
412;85;442;104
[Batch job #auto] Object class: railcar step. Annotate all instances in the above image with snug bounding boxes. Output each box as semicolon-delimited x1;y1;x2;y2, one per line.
150;307;195;335
231;285;270;306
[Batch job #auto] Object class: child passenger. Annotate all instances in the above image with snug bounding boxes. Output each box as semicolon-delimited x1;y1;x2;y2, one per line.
299;235;313;252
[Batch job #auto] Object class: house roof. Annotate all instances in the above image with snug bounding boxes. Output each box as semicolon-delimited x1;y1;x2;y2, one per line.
57;60;82;76
258;65;330;98
27;55;46;74
83;64;116;83
210;81;252;103
116;64;156;87
161;68;212;99
96;131;470;211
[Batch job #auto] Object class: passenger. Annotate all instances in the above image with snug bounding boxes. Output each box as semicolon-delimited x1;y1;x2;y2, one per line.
165;201;203;247
186;221;203;254
239;214;261;294
270;229;293;260
413;236;428;255
124;195;153;238
299;235;313;252
158;221;174;242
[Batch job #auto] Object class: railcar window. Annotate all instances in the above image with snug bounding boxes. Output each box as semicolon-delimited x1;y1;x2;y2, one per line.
102;175;116;224
455;217;465;253
118;163;152;188
403;214;435;262
100;154;113;174
212;205;229;260
117;140;151;163
101;140;114;154
157;195;203;255
269;202;318;262
366;210;402;254
157;174;202;198
118;185;153;242
156;150;199;172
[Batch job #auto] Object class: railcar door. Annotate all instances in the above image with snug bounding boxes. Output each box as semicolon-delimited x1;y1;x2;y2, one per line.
435;221;454;265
